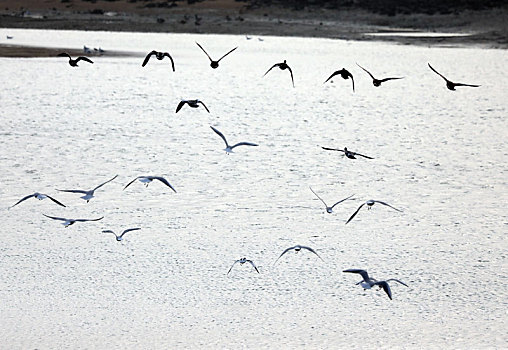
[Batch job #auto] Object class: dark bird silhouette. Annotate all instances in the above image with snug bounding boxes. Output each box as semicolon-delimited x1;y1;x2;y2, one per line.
324;68;354;92
176;99;210;113
210;126;258;154
321;147;373;160
195;42;238;69
343;269;408;300
10;192;66;209
227;258;260;275
43;214;104;227
102;228;141;242
346;200;402;224
356;63;403;87
309;187;354;214
57;52;93;67
428;63;480;90
142;50;175;71
274;245;323;265
123;176;176;193
57;175;118;203
263;60;294;88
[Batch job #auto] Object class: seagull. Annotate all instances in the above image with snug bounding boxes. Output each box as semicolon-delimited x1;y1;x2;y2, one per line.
346;200;402;224
263;60;294;87
176;99;210;113
356;63;403;87
10;192;66;209
43;214;104;228
309;187;354;214
102;228;141;241
57;175;118;203
6;35;13;39
210;126;258;154
195;42;238;69
324;68;354;92
274;245;324;265
142;50;175;71
57;52;93;67
227;257;260;275
428;63;480;90
321;146;373;160
343;269;408;300
123;176;176;192
83;45;91;54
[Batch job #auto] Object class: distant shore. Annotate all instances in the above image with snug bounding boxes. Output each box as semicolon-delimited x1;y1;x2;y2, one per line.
1;0;507;57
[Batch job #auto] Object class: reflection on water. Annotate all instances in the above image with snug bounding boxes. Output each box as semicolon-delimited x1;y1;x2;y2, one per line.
0;28;507;348
365;32;473;37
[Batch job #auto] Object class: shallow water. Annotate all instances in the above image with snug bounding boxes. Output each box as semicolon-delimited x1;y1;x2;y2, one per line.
1;28;507;349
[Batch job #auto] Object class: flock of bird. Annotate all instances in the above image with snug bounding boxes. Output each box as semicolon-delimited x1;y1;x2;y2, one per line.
12;38;481;301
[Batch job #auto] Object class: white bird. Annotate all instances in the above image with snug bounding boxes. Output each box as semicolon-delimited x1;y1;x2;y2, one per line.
10;192;66;208
309;187;354;213
210;126;258;154
274;245;323;265
102;228;141;241
227;257;260;275
346;200;402;224
57;175;118;202
43;214;104;227
343;269;408;300
123;176;176;192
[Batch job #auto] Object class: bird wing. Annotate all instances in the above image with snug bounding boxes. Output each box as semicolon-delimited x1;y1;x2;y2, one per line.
217;46;238;62
175;100;187;113
76;57;94;64
323;71;338;84
102;230;116;235
300;246;324;261
123;177;141;190
385;278;408;287
227;260;240;275
373;281;392;300
153;177;176;193
343;269;370;283
142;51;156;67
373;200;402;212
44;194;66;207
428;63;449;82
163;52;175;72
321;146;345;153
195;42;213;62
309;187;328;208
356;63;375;80
345;203;366;224
120;227;141;238
57;52;71;59
263;64;279;77
43;214;67;221
379;77;404;83
210;126;229;148
273;246;295;265
351;151;374;159
56;189;88;194
197;100;210;113
349;73;355;92
287;65;295;88
230;142;258;149
454;82;480;88
247;260;260;273
74;217;104;222
93;174;118;191
330;194;355;209
10;194;36;208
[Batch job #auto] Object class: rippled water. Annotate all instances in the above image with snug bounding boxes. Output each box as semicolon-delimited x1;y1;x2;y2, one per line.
1;28;507;348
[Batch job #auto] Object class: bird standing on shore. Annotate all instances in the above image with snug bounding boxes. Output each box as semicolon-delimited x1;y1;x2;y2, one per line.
263;60;295;87
324;68;354;92
57;175;118;203
343;269;408;300
142;50;175;71
428;63;480;90
195;42;238;69
356;63;403;87
57;52;93;67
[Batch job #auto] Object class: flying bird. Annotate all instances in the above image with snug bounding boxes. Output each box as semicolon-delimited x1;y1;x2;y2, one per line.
123;176;176;192
43;214;104;227
57;52;93;67
195;42;238;69
309;187;354;214
263;60;294;87
227;257;260;275
321;146;373;160
210;126;258;154
102;228;141;241
142;50;175;71
324;68;354;92
274;245;323;265
176;99;210;113
57;175;118;203
346;200;402;224
428;63;480;90
10;192;66;209
343;269;408;300
356;63;403;87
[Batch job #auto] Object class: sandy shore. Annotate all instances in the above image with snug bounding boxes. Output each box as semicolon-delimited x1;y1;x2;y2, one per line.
0;0;507;57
